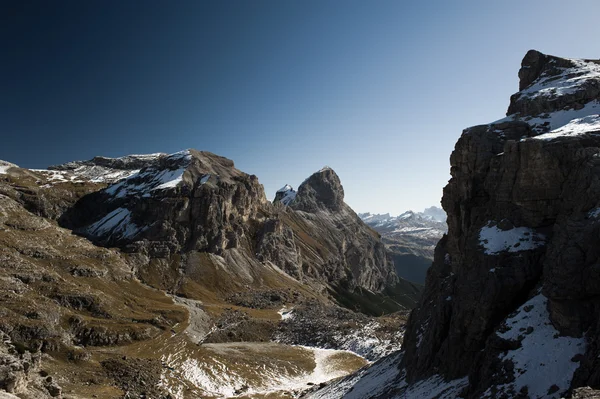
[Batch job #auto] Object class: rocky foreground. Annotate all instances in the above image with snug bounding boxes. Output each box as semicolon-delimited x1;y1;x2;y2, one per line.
309;51;600;398
0;150;420;398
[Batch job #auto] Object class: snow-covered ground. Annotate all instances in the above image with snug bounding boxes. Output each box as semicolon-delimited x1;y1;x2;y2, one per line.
532;114;600;141
307;351;468;399
490;57;600;138
332;320;404;360
360;209;447;240
161;342;367;399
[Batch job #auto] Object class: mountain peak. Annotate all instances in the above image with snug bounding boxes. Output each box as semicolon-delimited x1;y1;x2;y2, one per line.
273;184;297;206
518;49;550;91
292;167;344;213
506;51;600;127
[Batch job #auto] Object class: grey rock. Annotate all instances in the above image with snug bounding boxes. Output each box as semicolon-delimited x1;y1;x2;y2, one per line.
292;167;345;213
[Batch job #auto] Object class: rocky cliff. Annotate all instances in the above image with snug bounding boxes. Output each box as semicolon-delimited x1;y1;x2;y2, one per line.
310;50;600;399
400;50;600;398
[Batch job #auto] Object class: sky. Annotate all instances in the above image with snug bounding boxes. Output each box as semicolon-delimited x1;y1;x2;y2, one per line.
2;0;600;215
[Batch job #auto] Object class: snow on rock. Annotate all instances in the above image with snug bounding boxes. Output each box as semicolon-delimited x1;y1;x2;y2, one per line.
307;351;469;399
532;114;600;141
415;317;430;349
360;209;447;240
274;184;297;206
519;100;600;135
332;321;404;361
479;222;546;255
84;168;140;183
84;207;146;241
104;150;192;199
46;152;168;184
518;58;600;100
490;55;600;137
0;160;18;175
278;307;294;320
398;211;415;220
485;294;586;399
307;351;404;399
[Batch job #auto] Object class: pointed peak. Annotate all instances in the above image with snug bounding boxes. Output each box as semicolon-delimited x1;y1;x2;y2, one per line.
277;184;295;193
292;167;344;213
273;184;297;206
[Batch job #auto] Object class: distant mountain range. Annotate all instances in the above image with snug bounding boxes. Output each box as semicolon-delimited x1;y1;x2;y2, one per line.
359;208;447;284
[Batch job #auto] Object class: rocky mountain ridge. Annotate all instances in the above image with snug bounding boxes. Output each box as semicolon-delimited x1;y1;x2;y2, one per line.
310;50;600;398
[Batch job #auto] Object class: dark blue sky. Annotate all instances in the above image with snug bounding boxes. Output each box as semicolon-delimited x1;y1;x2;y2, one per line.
3;1;600;213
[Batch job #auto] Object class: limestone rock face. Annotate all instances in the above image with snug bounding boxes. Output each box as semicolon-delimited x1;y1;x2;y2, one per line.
395;50;600;398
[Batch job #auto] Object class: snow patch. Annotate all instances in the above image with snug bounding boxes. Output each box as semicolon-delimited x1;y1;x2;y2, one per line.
275;184;297;206
479;223;546;255
307;351;403;399
332;321;404;361
307;351;469;399
492;99;600;136
278;307;294;320
103;150;191;198
519;58;600;100
85;207;146;241
404;375;469;399
487;294;586;399
532;114;600;141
